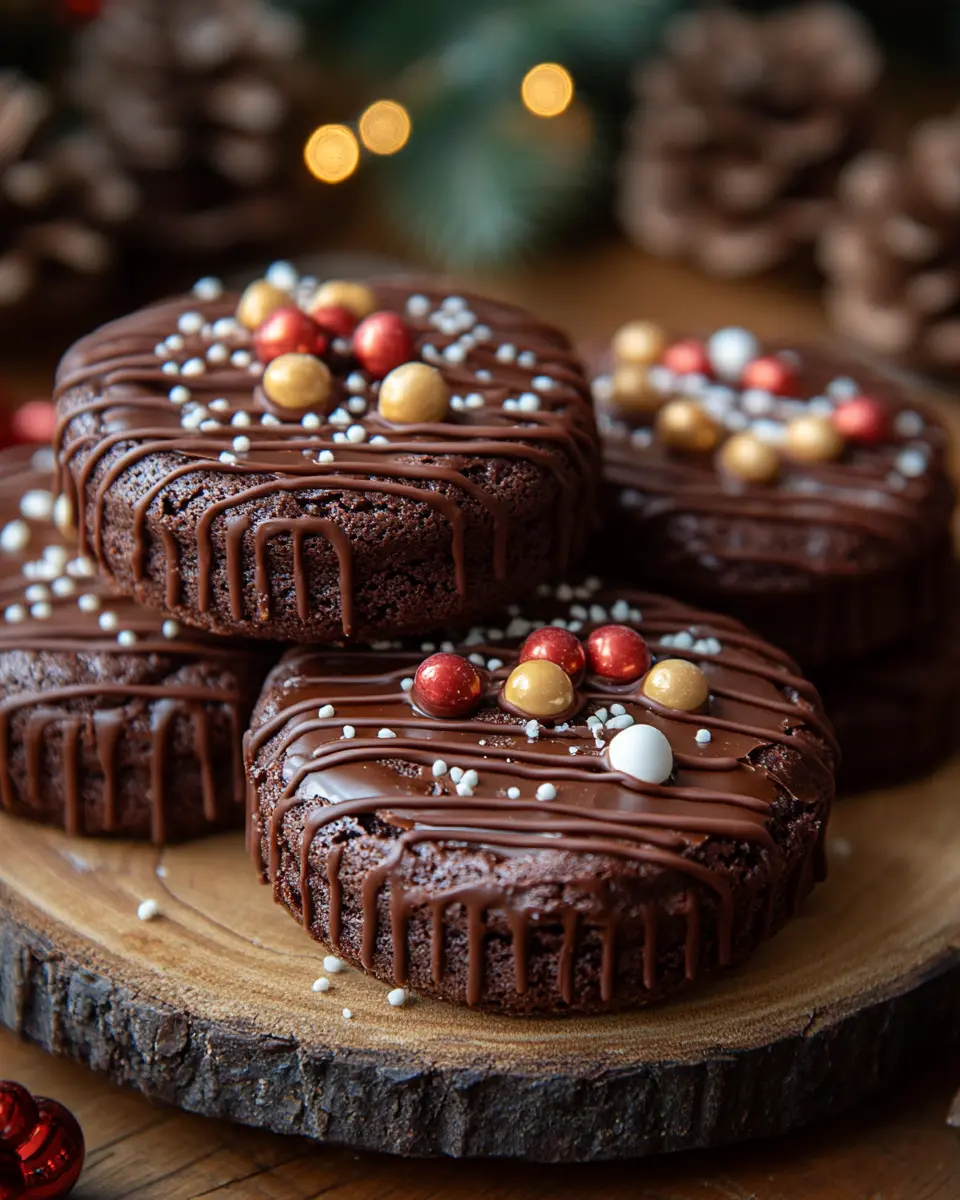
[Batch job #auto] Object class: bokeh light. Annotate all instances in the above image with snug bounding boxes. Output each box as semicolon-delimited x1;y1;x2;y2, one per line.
359;100;412;156
521;63;574;118
304;124;360;183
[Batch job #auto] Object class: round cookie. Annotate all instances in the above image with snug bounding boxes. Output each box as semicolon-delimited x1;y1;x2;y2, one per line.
246;581;837;1015
590;325;955;666
54;269;599;643
816;616;960;794
0;445;274;842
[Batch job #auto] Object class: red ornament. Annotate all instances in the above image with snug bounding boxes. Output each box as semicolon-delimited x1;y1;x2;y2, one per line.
253;307;327;365
353;311;415;379
585;624;651;684
10;401;57;447
16;1098;84;1199
740;355;796;395
309;304;358;340
831;395;890;445
519;627;586;682
662;339;711;376
0;1149;24;1199
0;1084;38;1150
412;653;483;719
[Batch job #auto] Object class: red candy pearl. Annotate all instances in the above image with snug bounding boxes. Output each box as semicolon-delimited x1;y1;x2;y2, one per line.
740;355;796;395
0;1083;38;1151
10;401;57;446
16;1098;84;1200
519;627;586;682
662;339;711;376
832;395;889;444
0;1149;24;1199
253;307;327;365
309;303;358;339
353;311;415;379
585;624;651;683
412;653;483;719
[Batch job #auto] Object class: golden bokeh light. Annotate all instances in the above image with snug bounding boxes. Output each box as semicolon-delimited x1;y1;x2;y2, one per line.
304;124;360;183
359;100;412;156
521;63;574;118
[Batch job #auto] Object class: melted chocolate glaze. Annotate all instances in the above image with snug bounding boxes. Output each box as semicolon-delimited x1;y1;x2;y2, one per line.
590;341;955;664
247;584;837;1012
0;445;275;841
53;278;599;642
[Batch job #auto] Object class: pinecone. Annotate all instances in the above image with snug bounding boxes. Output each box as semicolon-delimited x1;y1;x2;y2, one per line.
618;3;882;277
821;109;960;373
0;71;135;316
71;0;303;257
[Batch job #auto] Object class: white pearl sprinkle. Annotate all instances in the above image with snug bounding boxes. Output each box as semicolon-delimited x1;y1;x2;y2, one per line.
154;343;170;359
200;419;221;433
532;375;554;391
232;436;251;453
51;577;75;597
432;760;448;777
346;424;367;443
77;594;100;613
162;620;180;638
1;519;29;554
387;987;407;1007
695;728;712;744
507;787;521;799
608;723;674;784
342;1008;353;1019
324;955;345;973
181;357;206;376
896;447;928;478
98;611;118;632
30;600;52;619
231;349;252;368
443;343;466;364
449;767;464;783
318;704;335;718
169;385;191;405
827;376;859;400
161;361;179;376
707;327;760;382
260;413;281;427
524;720;539;739
67;556;96;578
266;260;298;290
20;490;54;521
536;783;557;801
116;629;137;647
312;976;330;993
518;394;541;412
407;294;430;317
165;334;184;350
456;781;474;796
317;450;335;464
25;583;49;603
496;343;516;362
894;410;924;437
193;276;223;300
178;311;204;334
209;397;230;412
4;603;26;623
137;899;160;921
341;725;355;739
212;316;237;338
345;371;367;393
219;451;237;465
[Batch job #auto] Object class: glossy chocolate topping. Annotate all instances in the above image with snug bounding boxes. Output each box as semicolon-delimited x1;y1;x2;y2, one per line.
53;275;599;640
0;445;269;841
248;583;837;1007
593;341;954;578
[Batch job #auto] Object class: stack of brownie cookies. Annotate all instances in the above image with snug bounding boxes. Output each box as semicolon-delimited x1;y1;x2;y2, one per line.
0;266;841;1015
590;322;959;790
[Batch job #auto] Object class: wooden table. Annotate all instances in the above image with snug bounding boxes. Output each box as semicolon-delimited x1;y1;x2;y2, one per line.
2;240;960;1198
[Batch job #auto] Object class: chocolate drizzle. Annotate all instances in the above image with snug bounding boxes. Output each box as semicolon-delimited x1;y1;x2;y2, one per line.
246;584;836;1010
0;446;270;841
53;278;599;641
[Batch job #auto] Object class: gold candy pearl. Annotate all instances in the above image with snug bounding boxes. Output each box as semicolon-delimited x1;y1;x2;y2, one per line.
611;363;663;414
311;279;378;320
612;320;667;367
719;432;780;484
642;658;709;711
503;660;574;719
236;280;290;330
785;414;846;463
262;352;333;411
656;398;721;451
378;362;449;424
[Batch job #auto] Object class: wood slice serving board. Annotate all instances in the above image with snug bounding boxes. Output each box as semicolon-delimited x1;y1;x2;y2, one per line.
2;763;960;1163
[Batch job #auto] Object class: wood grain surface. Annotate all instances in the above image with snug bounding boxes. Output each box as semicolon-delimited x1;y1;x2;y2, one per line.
2;239;960;1195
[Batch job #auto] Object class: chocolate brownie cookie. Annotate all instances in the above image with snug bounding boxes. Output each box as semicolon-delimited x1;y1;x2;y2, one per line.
54;268;598;642
0;445;274;841
246;581;837;1014
817;614;960;793
590;323;955;666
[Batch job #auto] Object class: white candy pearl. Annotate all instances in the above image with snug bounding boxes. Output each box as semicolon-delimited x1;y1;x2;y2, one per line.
706;327;761;383
607;723;674;785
